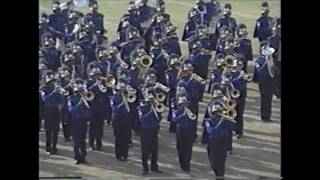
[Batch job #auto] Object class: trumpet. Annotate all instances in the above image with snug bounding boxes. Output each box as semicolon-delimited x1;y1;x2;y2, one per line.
201;48;212;55
55;84;70;96
241;71;253;82
190;73;206;85
183;107;197;120
118;58;129;69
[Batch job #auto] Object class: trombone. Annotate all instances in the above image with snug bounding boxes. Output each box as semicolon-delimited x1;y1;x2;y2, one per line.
100;74;117;88
78;91;95;109
55;84;70;96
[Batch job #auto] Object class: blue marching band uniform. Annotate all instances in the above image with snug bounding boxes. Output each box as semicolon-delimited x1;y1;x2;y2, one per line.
38;0;279;178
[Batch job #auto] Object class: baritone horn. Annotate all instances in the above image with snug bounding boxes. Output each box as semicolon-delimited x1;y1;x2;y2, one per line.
154;100;165;113
226;99;237;109
223;108;237;119
155;92;166;102
229;82;241;99
126;85;137;103
225;55;235;67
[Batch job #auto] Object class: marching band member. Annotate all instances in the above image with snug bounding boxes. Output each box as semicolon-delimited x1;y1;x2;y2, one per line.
40;70;63;155
235;23;253;72
120;29;145;66
60;48;75;74
110;82;132;161
86;62;108;150
162;25;182;57
215;25;232;55
190;0;208;26
72;43;87;79
118;3;143;35
201;89;225;145
138;89;164;175
143;15;167;53
77;25;97;62
224;38;246;72
182;10;201;42
207;54;225;94
128;57;144;135
116;20;136;50
85;0;107;45
152;1;170;26
64;11;81;45
60;1;84;25
177;63;203;137
204;100;236;180
40;33;61;72
137;0;156;31
39;13;56;48
188;41;210;101
150;33;169;85
215;3;237;38
268;18;281;98
205;0;222;22
57;66;74;142
229;60;250;138
253;41;275;122
67;78;91;164
172;96;197;173
165;54;181;133
254;2;274;42
48;1;67;50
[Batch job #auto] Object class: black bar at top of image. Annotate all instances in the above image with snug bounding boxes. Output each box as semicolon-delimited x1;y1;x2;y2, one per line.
39;177;82;179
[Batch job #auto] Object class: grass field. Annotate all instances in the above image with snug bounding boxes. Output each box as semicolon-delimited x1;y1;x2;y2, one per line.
39;0;280;57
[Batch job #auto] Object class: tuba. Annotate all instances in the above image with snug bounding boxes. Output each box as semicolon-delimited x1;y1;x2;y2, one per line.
139;54;153;68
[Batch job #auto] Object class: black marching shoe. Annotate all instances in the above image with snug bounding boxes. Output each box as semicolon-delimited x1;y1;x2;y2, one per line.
50;148;58;155
74;160;81;165
142;171;149;175
262;119;273;123
236;134;243;139
151;169;163;173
